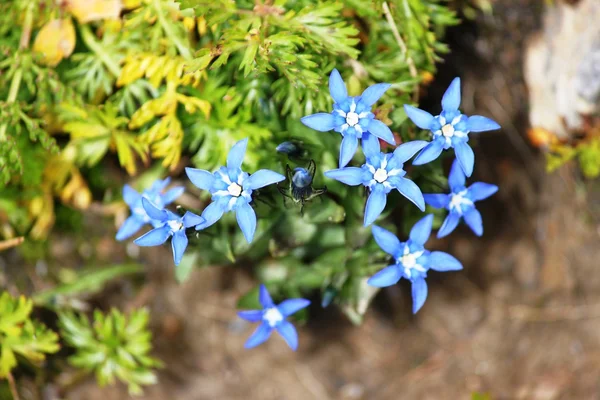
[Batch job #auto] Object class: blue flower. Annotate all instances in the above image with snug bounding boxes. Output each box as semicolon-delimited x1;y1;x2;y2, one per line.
423;159;498;238
237;285;310;351
133;198;204;266
116;178;184;241
367;215;463;313
404;77;501;177
324;134;428;226
301;69;395;168
185;138;285;243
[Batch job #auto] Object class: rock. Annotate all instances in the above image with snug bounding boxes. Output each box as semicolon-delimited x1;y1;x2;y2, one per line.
525;0;600;139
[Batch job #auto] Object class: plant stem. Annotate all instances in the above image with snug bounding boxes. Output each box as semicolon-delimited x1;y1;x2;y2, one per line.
79;24;122;77
153;0;192;60
7;372;20;400
382;1;417;78
0;3;33;142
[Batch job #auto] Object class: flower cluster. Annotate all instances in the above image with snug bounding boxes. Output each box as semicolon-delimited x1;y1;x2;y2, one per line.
116;69;500;351
303;70;500;313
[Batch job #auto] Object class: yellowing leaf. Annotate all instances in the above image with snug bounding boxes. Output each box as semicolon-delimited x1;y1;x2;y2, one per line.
59;169;92;210
33;19;76;67
67;0;123;24
113;131;149;175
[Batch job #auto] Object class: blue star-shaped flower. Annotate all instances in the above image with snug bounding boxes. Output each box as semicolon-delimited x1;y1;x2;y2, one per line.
368;214;463;313
185;138;285;243
404;77;501;177
301;69;396;168
423;159;498;238
237;285;310;351
133;198;204;266
324;134;428;226
116;178;184;241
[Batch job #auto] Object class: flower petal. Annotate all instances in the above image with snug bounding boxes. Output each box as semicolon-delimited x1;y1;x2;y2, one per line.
403;105;434;130
360;83;391;107
463;208;483;236
454;141;475;177
441;77;461;112
423;194;450;209
428;251;463;272
300;113;336;132
361;132;380;159
468;182;498;202
277;299;310;317
115;216;144;241
161;186;184;205
196;201;226;231
122;184;140;206
236;201;257;243
329;68;348;104
448;159;466;190
371;225;402;257
367;119;395;145
237;310;263;322
182;211;204;228
393;140;429;164
276;321;299;351
437;212;460;238
134;225;171;247
151;178;171;192
185;167;215;191
466;115;501;132
141;198;167;221
339;133;359;168
391;177;425;211
244;169;286;190
411;277;428;314
324;167;365;186
364;186;387;226
367;265;402;287
413;138;445;165
227;138;248;170
409;214;433;246
244;322;272;349
259;284;274;308
171;230;188;266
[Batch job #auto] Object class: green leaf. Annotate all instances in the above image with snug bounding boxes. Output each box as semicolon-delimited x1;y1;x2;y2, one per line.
33;264;143;307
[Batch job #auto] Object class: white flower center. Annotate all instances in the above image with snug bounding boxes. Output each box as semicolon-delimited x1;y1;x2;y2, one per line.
263;307;283;327
449;191;473;213
167;220;183;232
398;249;425;278
227;182;243;197
346;112;359;127
400;252;418;268
441;124;455;137
373;168;388;183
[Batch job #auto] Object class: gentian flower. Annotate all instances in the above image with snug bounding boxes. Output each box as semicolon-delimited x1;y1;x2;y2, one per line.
133;198;204;266
237;285;310;351
185;138;285;243
301;69;395;168
324;134;428;226
116;178;184;241
368;214;463;313
423;159;498;238
404;77;501;177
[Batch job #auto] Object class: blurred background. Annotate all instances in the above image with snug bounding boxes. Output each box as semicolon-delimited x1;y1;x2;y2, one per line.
2;0;600;399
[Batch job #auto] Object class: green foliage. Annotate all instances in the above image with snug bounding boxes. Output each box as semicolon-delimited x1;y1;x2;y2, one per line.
547;138;600;179
0;292;60;378
2;0;457;318
33;263;143;308
58;308;162;396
